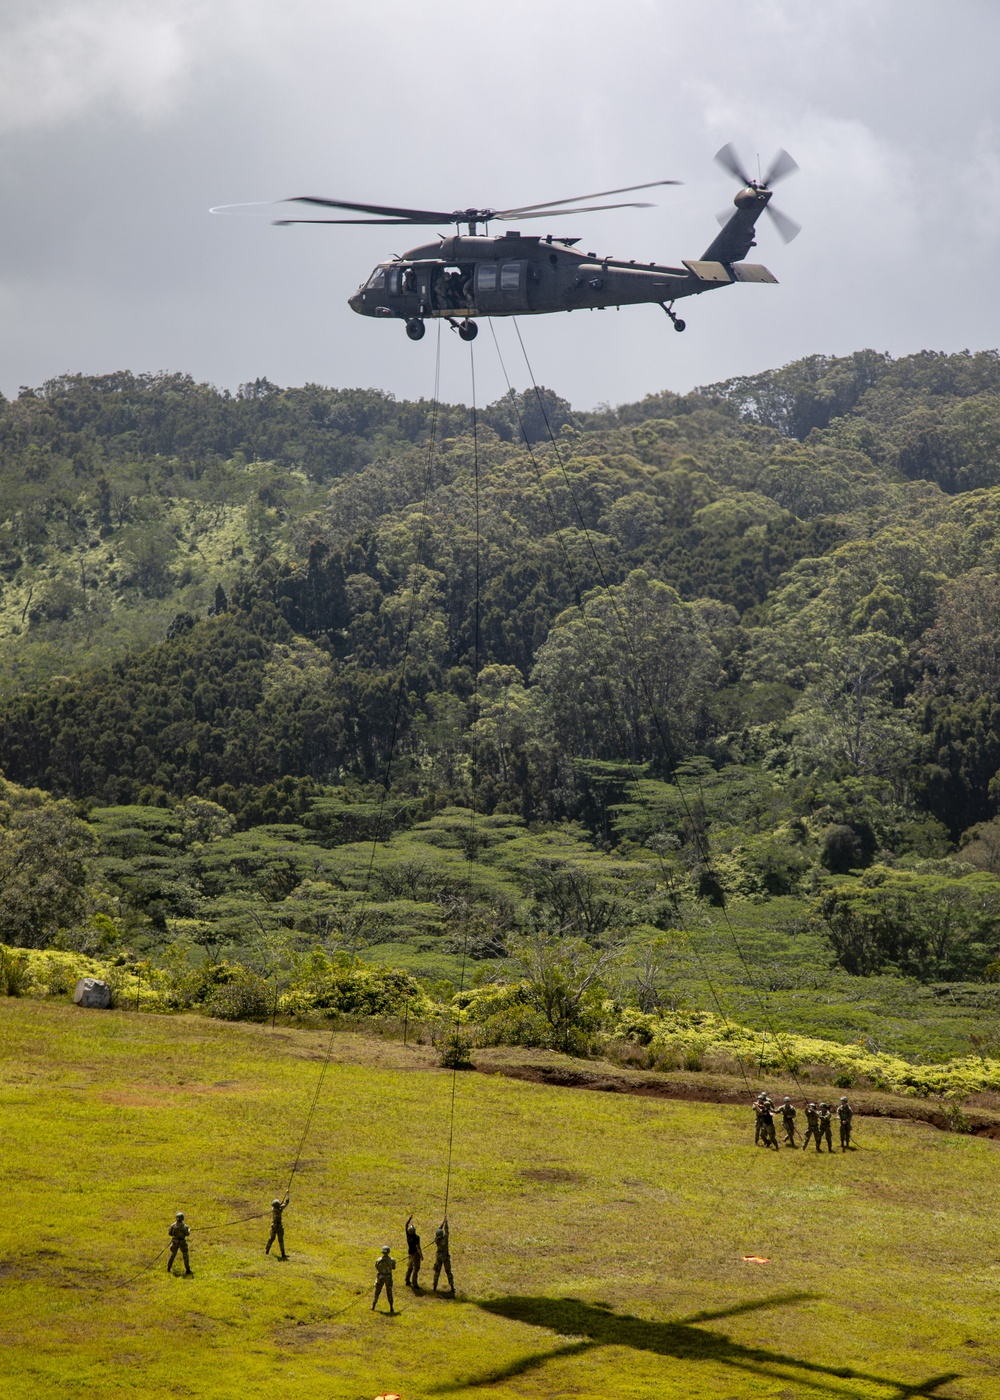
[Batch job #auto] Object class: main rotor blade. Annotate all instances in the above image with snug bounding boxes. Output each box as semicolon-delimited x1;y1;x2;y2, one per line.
766;203;801;243
273;217;426;226
763;148;799;186
499;201;655;220
715;143;753;186
290;195;458;221
497;179;680;217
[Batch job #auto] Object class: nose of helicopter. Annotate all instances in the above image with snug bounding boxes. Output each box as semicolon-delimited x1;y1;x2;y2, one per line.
348;290;363;314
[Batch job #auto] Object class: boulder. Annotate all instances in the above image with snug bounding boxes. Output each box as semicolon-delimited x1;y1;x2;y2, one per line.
74;977;111;1009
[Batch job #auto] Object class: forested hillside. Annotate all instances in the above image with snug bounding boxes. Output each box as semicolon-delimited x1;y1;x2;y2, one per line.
3;349;1000;1063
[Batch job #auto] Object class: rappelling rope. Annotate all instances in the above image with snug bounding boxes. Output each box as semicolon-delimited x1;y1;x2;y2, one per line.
442;338;480;1218
487;321;752;1094
284;321;446;1204
509;318;803;1096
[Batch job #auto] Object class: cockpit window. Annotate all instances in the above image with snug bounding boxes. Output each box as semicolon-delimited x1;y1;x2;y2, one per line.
366;268;387;290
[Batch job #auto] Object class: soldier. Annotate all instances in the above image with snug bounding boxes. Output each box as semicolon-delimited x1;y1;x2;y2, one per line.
759;1096;779;1150
802;1102;821;1153
404;1214;423;1289
432;1218;454;1295
753;1093;768;1146
838;1095;854;1151
780;1096;798;1147
266;1194;289;1260
818;1101;835;1152
372;1245;396;1314
166;1212;192;1276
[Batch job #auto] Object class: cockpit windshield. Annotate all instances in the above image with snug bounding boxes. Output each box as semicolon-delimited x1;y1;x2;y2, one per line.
366;268;387;290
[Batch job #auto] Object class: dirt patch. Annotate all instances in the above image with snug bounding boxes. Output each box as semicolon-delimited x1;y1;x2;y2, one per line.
475;1056;1000;1138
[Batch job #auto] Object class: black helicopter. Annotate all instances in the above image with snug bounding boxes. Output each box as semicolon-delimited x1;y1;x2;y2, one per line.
216;145;798;342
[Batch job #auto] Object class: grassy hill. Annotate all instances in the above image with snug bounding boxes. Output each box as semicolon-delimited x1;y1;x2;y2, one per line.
1;999;994;1399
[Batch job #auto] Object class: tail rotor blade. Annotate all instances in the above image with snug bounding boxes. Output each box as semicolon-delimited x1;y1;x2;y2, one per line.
715;143;753;186
766;203;801;243
763;149;799;187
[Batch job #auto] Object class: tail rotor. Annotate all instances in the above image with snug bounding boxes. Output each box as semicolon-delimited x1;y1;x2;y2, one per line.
715;143;801;243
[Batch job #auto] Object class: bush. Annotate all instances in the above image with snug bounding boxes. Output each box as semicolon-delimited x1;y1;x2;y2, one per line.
207;970;273;1022
0;945;29;996
438;1031;474;1070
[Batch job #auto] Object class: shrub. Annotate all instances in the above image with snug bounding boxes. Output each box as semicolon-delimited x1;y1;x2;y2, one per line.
438;1032;474;1070
207;970;273;1022
0;946;29;996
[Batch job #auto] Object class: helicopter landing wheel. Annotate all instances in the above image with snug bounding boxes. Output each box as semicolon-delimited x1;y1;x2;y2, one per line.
405;319;426;341
673;318;686;333
458;319;478;342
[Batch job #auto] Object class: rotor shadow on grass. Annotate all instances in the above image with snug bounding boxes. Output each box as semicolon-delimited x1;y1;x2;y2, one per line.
432;1294;958;1398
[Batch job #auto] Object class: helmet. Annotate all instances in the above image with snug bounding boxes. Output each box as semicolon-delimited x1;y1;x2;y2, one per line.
783;1096;791;1102
381;1245;391;1254
176;1212;185;1220
840;1095;848;1102
808;1102;816;1108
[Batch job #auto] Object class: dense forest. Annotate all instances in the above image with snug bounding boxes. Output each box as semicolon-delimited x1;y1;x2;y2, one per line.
3;348;1000;1062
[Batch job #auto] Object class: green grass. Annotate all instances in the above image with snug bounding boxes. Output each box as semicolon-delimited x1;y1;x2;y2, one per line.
1;1000;994;1399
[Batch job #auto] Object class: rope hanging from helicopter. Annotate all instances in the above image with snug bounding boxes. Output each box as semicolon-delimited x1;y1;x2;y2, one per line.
501;316;804;1095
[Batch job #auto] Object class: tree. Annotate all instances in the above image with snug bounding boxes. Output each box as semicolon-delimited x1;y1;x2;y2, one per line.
0;779;96;947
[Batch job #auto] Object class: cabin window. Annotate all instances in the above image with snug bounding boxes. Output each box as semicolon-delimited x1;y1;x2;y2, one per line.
387;268;402;295
500;263;522;291
476;264;498;293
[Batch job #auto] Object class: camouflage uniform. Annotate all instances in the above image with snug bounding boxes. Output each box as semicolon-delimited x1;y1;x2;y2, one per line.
760;1100;779;1150
818;1102;834;1152
404;1215;423;1288
433;1220;454;1294
780;1097;798;1147
838;1096;853;1150
372;1247;396;1314
802;1103;821;1153
167;1213;192;1275
266;1195;289;1259
753;1094;768;1146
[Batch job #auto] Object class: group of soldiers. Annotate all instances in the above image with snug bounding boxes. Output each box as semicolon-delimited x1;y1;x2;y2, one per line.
164;1197;456;1312
753;1092;854;1152
372;1215;455;1315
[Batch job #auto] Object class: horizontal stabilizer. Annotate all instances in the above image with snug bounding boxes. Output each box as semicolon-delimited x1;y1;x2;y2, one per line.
732;263;778;284
682;259;732;284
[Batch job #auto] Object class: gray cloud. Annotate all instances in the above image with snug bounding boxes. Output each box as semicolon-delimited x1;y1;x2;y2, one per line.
0;0;997;408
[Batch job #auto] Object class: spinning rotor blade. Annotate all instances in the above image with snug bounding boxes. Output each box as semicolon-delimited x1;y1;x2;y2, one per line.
497;179;680;217
763;148;798;186
766;203;801;243
289;196;458;221
499;201;655;220
274;217;424;226
714;143;754;186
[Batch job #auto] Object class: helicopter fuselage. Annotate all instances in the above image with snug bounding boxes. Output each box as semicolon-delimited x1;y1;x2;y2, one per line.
347;230;776;328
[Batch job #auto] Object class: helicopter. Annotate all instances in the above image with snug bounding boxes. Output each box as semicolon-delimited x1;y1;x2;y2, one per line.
215;145;799;343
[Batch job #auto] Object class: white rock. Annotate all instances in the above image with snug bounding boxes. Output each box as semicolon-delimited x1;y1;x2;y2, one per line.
73;977;111;1009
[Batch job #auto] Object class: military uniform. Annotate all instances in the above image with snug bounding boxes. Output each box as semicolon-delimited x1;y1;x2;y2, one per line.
266;1196;289;1259
780;1098;798;1147
404;1215;423;1288
167;1214;192;1275
433;1220;454;1294
753;1094;769;1146
760;1100;779;1150
802;1103;821;1152
372;1247;396;1313
838;1096;853;1150
818;1102;834;1152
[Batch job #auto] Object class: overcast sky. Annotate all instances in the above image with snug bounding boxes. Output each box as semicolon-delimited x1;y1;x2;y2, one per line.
0;0;997;411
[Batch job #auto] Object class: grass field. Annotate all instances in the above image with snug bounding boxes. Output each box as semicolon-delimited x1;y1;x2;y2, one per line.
1;1001;996;1400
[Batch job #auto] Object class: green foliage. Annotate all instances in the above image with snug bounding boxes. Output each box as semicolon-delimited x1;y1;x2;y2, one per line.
814;866;1000;979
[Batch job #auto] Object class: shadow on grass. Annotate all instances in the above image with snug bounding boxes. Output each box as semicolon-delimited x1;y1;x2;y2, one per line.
431;1293;959;1398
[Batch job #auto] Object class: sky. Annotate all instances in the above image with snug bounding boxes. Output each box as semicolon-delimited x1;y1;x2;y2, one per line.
0;0;997;411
